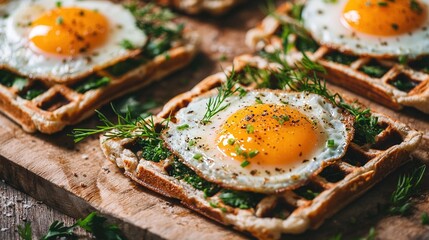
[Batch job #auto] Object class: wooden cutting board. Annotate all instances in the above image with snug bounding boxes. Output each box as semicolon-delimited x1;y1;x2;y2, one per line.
0;2;428;239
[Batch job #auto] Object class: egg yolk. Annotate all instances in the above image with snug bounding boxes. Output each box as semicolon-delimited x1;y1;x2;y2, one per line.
342;0;427;36
29;7;109;56
217;104;325;167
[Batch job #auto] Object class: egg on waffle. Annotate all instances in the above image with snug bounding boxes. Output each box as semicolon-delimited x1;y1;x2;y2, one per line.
1;0;147;83
99;54;421;239
0;1;199;133
246;0;429;113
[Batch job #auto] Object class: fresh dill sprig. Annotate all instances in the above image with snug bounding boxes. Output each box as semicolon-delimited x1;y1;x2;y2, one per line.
255;51;382;144
201;67;243;124
71;105;163;143
18;212;126;240
389;164;426;215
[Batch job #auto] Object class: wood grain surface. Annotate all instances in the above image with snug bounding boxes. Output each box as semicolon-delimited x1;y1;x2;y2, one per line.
0;1;428;239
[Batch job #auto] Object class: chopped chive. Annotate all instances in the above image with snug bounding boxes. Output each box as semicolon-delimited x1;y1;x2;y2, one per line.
235;146;244;156
327;139;335;148
120;39;135;50
56;16;64;25
246;124;254;134
398;55;408;64
177;124;189;130
241;160;250;168
238;88;247;97
188;139;196;147
378;1;388;6
56;1;62;7
193;153;203;161
255;97;263;104
273;115;290;125
249;150;259;158
227;138;235;145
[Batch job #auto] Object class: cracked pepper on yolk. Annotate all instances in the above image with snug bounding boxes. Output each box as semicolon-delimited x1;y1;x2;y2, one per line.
342;0;427;36
217;104;326;166
30;7;109;56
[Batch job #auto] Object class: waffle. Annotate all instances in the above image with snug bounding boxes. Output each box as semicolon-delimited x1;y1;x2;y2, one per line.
245;2;429;114
155;0;244;15
100;54;421;239
0;30;199;134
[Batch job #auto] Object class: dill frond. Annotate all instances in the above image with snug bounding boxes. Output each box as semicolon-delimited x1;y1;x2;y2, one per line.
389;164;426;215
201;67;243;124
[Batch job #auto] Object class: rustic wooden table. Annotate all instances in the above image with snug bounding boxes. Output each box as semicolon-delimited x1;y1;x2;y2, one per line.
1;1;429;240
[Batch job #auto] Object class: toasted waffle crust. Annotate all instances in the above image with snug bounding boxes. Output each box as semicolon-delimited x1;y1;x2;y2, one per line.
0;31;198;134
100;55;421;239
155;0;244;15
245;2;429;114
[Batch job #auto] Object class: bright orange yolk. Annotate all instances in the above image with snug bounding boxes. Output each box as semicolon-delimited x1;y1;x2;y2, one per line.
217;104;325;167
342;0;427;36
29;7;109;56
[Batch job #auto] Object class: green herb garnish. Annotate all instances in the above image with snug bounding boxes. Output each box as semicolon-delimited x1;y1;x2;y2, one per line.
177;124;189;130
390;74;417;92
17;222;32;240
74;76;110;93
120;39;135;50
56;16;64;25
71;105;162;143
0;70;28;90
125;3;184;58
240;160;250;168
23;89;45;100
18;212;126;240
327;139;335;148
389;164;426;215
139;137;171;162
324;51;358;65
188;139;196;147
167;159;220;197
272;114;290;125
294;188;320;200
248;150;259;158
360;62;389;78
219;190;263;209
201;68;243;124
193;153;203;161
246;124;254;134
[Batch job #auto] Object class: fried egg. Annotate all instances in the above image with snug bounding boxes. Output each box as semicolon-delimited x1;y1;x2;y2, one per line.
162;90;354;193
302;0;429;58
0;0;146;82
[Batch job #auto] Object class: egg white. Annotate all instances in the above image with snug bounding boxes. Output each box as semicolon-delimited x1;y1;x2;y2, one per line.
0;0;147;82
162;91;354;193
302;0;429;58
